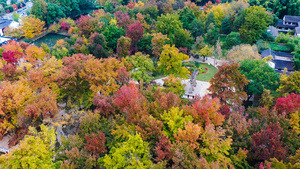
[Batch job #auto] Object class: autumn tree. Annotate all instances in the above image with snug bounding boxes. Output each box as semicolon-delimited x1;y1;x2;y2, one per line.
174;122;202;150
199;124;233;167
0;125;57;168
114;10;132;30
117;36;131;57
275;93;300;114
161;107;193;142
209;63;249;106
250;122;288;162
157;44;190;78
154;135;173;163
226;44;260;62
76;15;96;38
84;132;107;158
126;21;144;53
88;32;109;58
126;52;154;82
151;33;169;58
112;83;149;124
277;71;300;96
162;75;185;96
100;134;153;168
182;95;224;127
56;54;92;107
20;16;45;39
0;80;33;139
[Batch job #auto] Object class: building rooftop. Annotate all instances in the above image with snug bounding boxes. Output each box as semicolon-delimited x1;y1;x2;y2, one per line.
261;48;295;71
284;15;300;23
277;19;297;29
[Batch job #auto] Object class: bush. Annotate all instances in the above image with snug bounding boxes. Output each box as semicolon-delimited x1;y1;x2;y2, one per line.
275;33;290;43
262;31;275;42
5;6;14;13
256;40;270;52
12;13;19;22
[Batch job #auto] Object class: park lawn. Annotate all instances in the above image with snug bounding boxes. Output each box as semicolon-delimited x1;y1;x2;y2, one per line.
196;63;218;82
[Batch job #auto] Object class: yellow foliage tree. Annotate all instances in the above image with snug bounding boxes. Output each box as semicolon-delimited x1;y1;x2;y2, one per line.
21;16;45;39
157;44;190;78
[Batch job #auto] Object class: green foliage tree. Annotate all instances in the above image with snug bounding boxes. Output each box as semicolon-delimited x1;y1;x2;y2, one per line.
0;125;57;168
46;3;65;25
178;7;195;29
156;13;192;48
205;12;215;32
239;6;273;43
102;24;126;51
157;44;190;78
293;43;300;70
126;52;154;82
31;0;48;22
223;32;241;49
205;23;219;46
100;134;153;168
221;17;231;34
12;13;19;22
239;59;280;100
188;19;204;39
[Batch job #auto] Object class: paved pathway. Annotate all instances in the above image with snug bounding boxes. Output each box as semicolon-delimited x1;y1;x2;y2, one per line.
154;77;211;98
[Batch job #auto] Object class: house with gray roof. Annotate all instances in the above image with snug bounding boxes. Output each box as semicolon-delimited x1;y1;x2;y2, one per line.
261;48;295;73
275;15;300;36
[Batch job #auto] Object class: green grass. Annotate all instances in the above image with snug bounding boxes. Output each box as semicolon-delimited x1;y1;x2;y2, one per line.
269;42;291;52
196;63;218;82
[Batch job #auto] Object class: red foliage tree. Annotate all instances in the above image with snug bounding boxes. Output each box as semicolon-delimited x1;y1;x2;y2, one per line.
151;89;181;117
84;132;107;158
114;11;132;30
112;82;149;124
251;122;288;162
126;21;144;53
93;93;114;118
182;95;224;127
61;22;71;31
136;115;164;146
1;51;20;64
76;15;95;38
116;66;130;86
154;135;173;162
275;93;300;114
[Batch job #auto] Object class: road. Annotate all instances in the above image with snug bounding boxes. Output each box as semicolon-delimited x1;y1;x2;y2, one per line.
2;1;33;20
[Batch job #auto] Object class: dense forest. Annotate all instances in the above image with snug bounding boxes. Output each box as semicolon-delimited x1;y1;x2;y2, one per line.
0;0;300;168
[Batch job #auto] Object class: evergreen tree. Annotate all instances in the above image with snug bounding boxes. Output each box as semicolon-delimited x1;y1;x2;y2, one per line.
205;12;215;33
205;23;219;46
221;17;231;34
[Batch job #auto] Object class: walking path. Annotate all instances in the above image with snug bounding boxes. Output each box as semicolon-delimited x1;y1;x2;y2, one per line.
154;78;211;98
